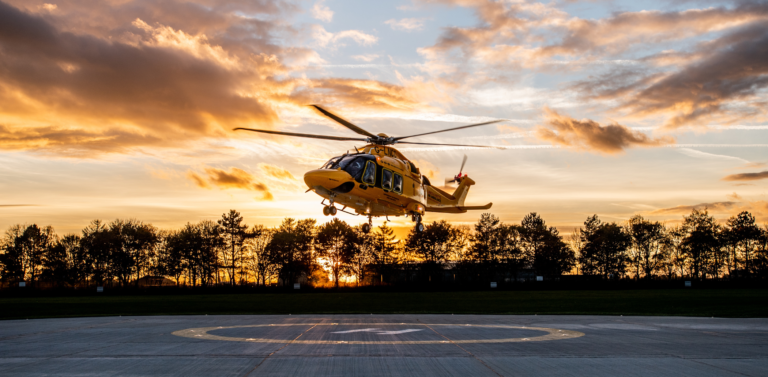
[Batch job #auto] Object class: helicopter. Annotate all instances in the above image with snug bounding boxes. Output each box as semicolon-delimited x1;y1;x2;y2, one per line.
235;105;502;234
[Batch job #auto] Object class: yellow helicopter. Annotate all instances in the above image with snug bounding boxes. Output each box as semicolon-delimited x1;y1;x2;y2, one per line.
236;106;501;233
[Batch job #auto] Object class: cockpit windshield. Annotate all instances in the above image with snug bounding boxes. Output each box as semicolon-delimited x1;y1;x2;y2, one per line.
322;154;376;181
341;157;366;178
322;156;342;169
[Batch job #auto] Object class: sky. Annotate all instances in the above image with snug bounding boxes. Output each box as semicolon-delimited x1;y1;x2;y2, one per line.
0;0;767;236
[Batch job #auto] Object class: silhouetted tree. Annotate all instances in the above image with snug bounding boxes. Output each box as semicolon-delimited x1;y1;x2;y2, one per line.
218;210;248;285
682;209;720;279
267;218;316;286
81;220;114;286
519;213;573;277
627;215;666;279
244;225;274;286
157;229;187;286
315;218;358;288
107;219;159;287
406;220;464;282
754;226;768;278
726;211;762;276
366;223;400;284
407;220;463;264
468;213;501;263
578;215;630;279
534;229;574;277
42;234;89;288
497;223;525;280
465;214;525;282
197;220;223;286
0;224;25;284
350;225;375;286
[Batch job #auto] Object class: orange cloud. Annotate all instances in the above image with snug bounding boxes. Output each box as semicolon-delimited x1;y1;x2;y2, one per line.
187;166;272;200
0;1;432;157
722;171;768;182
259;164;297;181
534;108;674;154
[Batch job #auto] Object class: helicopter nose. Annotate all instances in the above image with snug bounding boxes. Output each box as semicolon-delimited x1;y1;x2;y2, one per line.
304;169;352;191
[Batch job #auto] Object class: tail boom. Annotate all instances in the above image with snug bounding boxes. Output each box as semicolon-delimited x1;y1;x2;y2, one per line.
425;176;491;213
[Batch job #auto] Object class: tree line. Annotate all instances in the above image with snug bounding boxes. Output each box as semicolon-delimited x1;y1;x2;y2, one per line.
1;208;767;289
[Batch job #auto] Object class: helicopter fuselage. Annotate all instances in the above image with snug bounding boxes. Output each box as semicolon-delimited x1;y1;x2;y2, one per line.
304;145;426;218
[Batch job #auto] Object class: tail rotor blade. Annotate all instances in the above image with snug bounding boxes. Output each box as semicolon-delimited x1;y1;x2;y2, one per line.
459;154;467;175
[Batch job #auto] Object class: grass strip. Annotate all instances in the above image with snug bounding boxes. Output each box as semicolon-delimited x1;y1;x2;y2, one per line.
1;289;766;320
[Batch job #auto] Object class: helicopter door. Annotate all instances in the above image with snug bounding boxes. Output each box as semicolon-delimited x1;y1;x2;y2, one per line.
362;160;376;185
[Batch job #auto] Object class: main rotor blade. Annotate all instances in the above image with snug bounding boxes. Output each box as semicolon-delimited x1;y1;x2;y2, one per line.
459;154;467;175
397;141;503;149
310;105;377;138
234;128;367;142
393;120;504;141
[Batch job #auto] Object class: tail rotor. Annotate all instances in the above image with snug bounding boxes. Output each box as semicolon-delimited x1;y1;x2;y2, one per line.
445;154;468;186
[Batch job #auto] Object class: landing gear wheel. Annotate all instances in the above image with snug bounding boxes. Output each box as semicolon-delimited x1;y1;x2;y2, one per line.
329;206;337;216
362;223;371;233
322;206;330;216
416;222;425;233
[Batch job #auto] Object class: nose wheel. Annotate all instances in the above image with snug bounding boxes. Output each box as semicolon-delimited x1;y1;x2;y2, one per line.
323;205;337;216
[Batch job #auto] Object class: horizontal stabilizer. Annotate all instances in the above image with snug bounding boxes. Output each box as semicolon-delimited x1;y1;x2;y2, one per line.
426;203;492;213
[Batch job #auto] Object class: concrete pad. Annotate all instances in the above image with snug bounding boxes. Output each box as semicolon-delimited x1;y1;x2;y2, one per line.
0;315;766;376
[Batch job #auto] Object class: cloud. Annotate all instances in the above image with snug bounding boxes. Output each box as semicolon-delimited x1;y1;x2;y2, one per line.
647;199;768;222
722;171;768;181
385;18;426;32
0;1;284;154
536;3;768;59
623;24;768;129
186;171;210;189
301;77;445;112
259;163;297;181
187;166;273;200
311;0;333;22
351;54;379;62
312;25;378;47
0;1;428;158
534;108;674;154
676;148;750;164
727;192;742;201
649;201;737;215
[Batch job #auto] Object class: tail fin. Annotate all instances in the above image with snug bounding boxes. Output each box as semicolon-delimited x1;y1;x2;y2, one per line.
452;176;476;207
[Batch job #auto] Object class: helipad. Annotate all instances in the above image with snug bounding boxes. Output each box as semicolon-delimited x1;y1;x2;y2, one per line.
1;315;766;376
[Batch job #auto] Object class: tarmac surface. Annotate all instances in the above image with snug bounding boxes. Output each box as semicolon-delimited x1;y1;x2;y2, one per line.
0;314;767;376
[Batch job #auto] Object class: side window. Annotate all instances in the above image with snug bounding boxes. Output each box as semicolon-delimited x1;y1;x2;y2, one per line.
382;169;393;191
362;161;376;185
393;173;403;194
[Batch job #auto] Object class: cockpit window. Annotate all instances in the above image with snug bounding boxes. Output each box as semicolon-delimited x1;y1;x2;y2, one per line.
362;160;376;185
382;169;393;191
393;173;403;194
341;157;366;179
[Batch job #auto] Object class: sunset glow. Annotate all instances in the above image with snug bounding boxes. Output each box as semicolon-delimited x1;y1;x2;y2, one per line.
1;0;767;236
